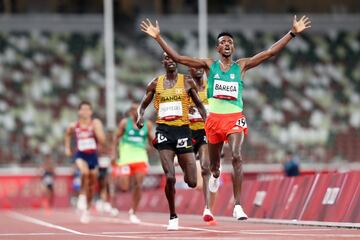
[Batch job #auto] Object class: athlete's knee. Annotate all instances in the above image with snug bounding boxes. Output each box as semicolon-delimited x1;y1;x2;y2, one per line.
165;174;176;186
119;179;130;191
201;164;210;177
232;155;243;172
232;151;243;164
82;170;90;178
186;179;197;188
133;180;143;191
119;184;129;192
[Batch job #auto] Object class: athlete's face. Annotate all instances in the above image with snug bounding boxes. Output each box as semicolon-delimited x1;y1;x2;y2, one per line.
78;104;93;119
189;67;204;79
216;36;234;57
162;53;177;71
129;103;139;118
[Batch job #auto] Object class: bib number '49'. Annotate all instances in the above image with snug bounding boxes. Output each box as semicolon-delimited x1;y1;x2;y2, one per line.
236;118;247;128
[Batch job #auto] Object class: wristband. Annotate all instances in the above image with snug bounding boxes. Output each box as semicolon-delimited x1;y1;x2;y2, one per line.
289;31;296;38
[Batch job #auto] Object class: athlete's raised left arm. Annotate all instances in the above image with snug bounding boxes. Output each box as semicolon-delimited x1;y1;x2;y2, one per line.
141;19;213;70
237;15;311;76
185;76;207;122
93;118;106;154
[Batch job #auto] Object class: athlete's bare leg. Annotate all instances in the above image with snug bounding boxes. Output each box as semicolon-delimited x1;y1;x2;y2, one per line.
177;152;197;188
198;144;213;210
88;170;98;209
195;160;203;189
118;175;130;191
132;172;145;213
76;159;90;201
159;149;177;217
227;132;245;205
208;142;224;178
99;173;110;202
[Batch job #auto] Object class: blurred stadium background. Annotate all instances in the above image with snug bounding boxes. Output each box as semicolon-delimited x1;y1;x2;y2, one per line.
0;0;359;171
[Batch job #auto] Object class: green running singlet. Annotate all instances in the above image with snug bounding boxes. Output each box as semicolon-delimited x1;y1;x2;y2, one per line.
117;118;149;165
207;60;244;114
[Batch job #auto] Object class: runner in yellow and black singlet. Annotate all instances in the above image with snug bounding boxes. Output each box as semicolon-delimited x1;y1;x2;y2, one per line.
136;53;207;230
141;16;311;220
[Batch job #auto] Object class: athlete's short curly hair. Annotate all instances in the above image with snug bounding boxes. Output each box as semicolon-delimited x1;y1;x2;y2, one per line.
78;101;92;110
217;32;234;41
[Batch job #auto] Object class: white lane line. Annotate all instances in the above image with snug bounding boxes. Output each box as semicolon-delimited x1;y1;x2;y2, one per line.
240;231;360;238
102;231;179;234
0;233;59;236
246;218;360;229
144;212;360;229
9;212;83;235
7;212;144;239
94;216;235;233
237;228;336;232
137;238;248;240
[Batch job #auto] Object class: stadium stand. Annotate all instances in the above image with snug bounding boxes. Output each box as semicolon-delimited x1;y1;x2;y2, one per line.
0;16;359;166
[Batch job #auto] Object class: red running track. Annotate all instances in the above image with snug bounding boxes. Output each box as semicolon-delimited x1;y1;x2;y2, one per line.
0;209;359;240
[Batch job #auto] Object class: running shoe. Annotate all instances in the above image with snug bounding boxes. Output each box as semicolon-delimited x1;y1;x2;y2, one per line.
208;175;220;193
167;217;179;231
77;194;87;211
128;209;141;224
95;200;104;212
110;207;119;217
207;219;218;226
232;205;248;220
80;210;90;224
202;208;214;222
103;202;112;213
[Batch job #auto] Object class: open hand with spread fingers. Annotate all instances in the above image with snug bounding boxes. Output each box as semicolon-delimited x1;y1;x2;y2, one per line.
291;15;312;34
140;18;160;39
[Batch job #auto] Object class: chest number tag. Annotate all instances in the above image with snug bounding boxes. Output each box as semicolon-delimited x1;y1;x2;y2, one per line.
159;101;182;120
213;80;238;100
78;138;97;151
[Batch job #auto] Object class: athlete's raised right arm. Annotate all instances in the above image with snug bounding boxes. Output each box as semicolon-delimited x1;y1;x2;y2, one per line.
140;19;212;70
64;122;75;157
136;78;157;129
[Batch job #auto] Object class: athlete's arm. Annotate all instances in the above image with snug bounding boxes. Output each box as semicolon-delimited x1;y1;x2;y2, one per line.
64;123;75;157
185;76;207;122
146;121;155;145
141;19;212;69
237;15;311;76
93;119;106;154
137;78;157;129
112;119;127;162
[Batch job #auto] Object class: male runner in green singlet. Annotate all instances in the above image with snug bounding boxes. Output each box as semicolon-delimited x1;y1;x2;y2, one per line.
113;102;154;223
141;15;311;220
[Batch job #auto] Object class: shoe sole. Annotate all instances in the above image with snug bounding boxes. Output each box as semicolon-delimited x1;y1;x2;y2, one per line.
237;217;248;220
167;227;179;231
203;214;214;222
207;220;217;226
